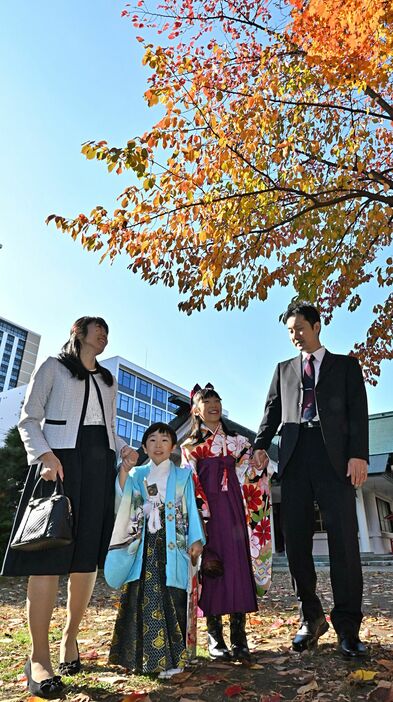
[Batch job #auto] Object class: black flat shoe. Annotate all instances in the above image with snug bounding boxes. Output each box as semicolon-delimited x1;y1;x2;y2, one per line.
292;617;329;652
24;659;64;699
59;640;81;675
338;635;368;658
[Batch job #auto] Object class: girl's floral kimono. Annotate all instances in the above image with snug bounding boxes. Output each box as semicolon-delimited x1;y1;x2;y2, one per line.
182;424;271;616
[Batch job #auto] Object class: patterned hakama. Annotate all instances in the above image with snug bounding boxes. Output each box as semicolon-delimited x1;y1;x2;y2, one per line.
109;528;188;674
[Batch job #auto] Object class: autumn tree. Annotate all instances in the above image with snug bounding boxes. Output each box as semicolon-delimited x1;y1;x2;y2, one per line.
50;0;393;382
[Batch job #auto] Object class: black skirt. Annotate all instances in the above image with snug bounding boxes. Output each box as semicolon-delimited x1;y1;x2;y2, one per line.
1;426;116;576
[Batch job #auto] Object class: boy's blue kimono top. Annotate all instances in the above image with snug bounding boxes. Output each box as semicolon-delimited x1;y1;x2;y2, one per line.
104;461;205;590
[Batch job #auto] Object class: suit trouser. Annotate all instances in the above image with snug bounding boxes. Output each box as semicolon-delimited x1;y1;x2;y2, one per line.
280;426;363;636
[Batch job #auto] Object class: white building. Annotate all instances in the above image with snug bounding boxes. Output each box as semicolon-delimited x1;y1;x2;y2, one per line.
100;356;191;448
0;317;40;392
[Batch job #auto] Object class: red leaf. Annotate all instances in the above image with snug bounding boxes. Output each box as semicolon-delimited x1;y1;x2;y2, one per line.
225;684;243;697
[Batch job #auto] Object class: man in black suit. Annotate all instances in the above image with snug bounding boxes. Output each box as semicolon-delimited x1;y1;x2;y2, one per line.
254;301;369;657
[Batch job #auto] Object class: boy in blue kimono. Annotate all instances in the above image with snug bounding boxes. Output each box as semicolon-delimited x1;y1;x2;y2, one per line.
105;422;205;677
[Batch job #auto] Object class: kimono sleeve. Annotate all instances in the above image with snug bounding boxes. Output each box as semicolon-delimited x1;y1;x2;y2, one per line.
184;472;206;548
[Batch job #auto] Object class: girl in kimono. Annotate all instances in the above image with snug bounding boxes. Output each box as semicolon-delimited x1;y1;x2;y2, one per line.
181;384;271;662
105;422;205;678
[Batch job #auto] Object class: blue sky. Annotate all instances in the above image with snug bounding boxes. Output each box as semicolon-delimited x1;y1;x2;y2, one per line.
0;0;392;431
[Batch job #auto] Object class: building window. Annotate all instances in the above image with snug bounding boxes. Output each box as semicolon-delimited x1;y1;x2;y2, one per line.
118;368;136;392
136;378;152;400
0;320;27;338
116;418;132;442
117;392;134;415
132;423;145;446
376;497;393;534
134;400;151;421
152;385;167;406
151;407;166;423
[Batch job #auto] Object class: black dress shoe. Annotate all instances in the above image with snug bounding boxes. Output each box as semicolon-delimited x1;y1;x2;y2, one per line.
59;640;81;675
292;617;329;652
24;659;64;699
338;636;368;658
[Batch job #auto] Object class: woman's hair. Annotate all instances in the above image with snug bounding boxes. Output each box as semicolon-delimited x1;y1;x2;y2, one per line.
57;316;113;386
142;422;177;448
189;385;236;444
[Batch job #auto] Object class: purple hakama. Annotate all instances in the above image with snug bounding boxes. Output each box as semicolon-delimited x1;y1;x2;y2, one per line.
197;455;257;616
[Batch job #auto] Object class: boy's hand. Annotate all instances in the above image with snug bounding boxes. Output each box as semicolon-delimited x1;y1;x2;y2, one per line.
188;540;203;565
120;446;139;472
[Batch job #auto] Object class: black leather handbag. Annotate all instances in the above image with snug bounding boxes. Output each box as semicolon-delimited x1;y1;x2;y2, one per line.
10;476;73;551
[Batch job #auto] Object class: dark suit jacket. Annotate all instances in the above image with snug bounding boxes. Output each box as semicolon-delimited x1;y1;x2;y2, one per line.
254;351;369;480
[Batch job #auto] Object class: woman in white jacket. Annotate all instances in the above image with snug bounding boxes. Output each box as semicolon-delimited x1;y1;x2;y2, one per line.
2;316;138;699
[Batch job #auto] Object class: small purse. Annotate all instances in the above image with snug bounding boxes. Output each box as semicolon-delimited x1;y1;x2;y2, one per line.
201;546;224;578
11;476;74;551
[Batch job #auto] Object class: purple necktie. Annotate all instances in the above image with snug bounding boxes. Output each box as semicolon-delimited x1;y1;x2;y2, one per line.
302;354;316;421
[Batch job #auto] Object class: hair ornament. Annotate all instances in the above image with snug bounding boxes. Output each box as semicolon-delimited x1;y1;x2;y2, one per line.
190;382;216;406
190;383;202;405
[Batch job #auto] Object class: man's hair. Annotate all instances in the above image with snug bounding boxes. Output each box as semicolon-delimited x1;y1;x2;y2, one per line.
282;301;321;327
142;422;177;447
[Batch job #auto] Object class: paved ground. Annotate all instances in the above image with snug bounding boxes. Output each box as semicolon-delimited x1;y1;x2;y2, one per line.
0;567;392;702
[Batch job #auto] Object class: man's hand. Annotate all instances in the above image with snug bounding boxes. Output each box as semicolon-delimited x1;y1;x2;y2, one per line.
120;446;139;472
38;451;64;481
347;458;368;488
253;449;270;470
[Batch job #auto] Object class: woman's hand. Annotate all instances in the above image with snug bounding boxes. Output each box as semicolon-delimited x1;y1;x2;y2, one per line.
38;451;64;481
120;446;139;473
188;539;204;565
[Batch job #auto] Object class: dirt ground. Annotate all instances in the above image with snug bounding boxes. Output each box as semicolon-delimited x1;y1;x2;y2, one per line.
0;567;392;702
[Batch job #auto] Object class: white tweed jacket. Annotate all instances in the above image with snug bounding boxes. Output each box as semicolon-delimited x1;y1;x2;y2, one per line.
18;356;127;465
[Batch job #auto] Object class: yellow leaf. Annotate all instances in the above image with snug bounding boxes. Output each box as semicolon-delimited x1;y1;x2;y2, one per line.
348;669;378;683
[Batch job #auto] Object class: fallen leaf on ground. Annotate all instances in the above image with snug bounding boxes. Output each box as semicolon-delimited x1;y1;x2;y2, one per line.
349;669;378;683
260;695;282;702
174;686;204;696
80;649;99;660
121;694;151;702
377;660;393;673
269;619;285;630
225;684;243;697
297;679;318;694
170;670;194;683
367;681;393;702
208;662;233;669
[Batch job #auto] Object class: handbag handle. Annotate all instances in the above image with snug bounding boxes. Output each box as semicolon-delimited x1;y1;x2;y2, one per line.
31;475;65;500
